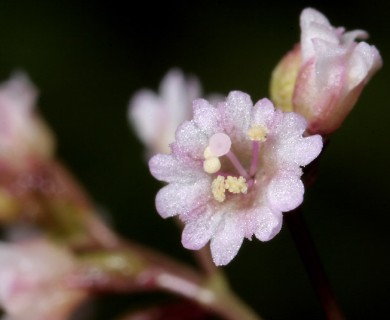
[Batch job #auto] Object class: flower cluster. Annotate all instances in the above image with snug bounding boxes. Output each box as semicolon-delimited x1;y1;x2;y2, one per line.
131;7;382;268
0;6;382;320
149;92;322;265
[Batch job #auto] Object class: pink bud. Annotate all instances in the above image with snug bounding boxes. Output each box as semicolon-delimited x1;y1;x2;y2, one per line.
270;8;382;135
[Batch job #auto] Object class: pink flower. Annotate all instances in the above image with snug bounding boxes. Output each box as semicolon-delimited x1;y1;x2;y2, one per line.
0;73;55;169
0;239;86;320
149;91;323;266
128;69;201;155
270;8;382;135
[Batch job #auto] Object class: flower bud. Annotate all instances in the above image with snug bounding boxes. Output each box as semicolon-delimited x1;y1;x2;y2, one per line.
270;8;382;135
270;44;301;113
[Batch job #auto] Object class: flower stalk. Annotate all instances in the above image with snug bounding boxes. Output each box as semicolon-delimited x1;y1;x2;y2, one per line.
285;208;345;320
285;140;344;320
50;153;261;320
69;244;261;320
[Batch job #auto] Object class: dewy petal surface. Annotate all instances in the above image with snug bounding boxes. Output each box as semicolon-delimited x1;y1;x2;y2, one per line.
251;98;277;127
210;214;244;266
149;90;322;265
174;121;209;160
268;112;323;168
267;173;304;212
192;99;223;136
156;179;211;218
254;207;283;242
300;8;336;62
347;42;382;90
149;153;203;184
219;91;252;140
182;208;223;250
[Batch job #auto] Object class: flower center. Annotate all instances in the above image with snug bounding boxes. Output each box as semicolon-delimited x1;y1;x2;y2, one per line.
204;126;268;202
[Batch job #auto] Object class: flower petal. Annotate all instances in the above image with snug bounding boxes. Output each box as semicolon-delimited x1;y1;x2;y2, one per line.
149;153;203;184
275;111;307;137
156;179;211;218
270;116;323;168
129;90;162;147
251;98;276;128
348;42;383;90
160;69;199;131
341;29;368;45
294;135;323;166
219;91;252;139
300;8;338;62
181;208;223;250
264;112;323;168
267;173;304;212
174;120;208;159
192;99;223;136
254;208;283;242
210;214;244;266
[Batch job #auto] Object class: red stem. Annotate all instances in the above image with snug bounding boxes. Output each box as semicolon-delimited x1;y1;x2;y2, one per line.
285;208;345;320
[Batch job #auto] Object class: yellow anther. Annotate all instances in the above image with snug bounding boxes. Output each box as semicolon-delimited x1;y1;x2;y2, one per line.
212;176;226;202
203;146;214;159
247;125;268;142
203;157;221;174
224;176;248;194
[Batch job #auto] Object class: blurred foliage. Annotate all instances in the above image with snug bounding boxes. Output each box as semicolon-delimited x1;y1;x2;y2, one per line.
0;0;389;319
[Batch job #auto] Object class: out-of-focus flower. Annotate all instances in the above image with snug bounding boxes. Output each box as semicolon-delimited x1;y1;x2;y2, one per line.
128;68;200;155
0;74;95;241
0;73;58;225
0;239;86;320
0;72;55;169
270;8;382;135
149;91;322;266
129;68;222;156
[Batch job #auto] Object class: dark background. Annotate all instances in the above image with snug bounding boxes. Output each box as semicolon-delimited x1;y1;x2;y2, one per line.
0;0;389;319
